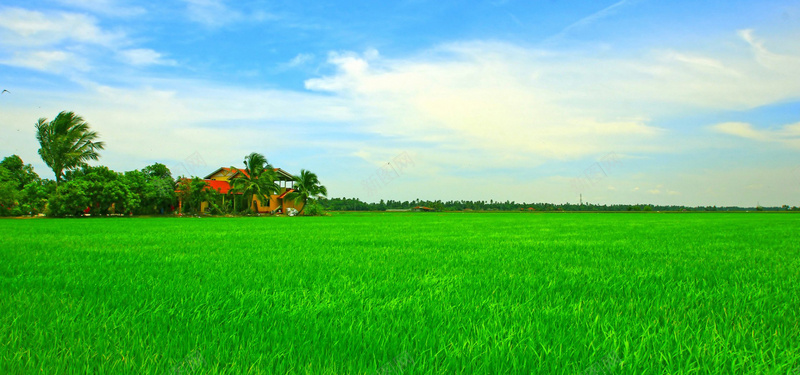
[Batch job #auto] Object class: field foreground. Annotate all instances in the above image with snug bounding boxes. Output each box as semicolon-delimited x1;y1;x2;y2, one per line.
1;213;799;374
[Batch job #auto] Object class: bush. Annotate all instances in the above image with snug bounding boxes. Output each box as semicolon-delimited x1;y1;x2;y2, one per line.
304;202;325;216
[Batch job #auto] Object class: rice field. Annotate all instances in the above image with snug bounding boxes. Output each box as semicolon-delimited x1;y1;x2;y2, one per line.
1;212;799;374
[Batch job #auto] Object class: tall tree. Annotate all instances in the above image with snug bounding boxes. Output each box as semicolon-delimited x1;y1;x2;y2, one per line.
285;169;327;215
228;152;280;213
35;111;105;184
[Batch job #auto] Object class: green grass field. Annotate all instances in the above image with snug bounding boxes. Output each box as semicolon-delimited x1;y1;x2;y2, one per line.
1;213;799;374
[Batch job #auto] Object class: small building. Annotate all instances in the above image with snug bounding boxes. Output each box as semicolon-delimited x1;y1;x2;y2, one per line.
180;167;304;214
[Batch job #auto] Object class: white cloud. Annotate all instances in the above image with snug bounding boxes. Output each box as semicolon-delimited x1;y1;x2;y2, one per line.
0;6;178;74
658;50;740;76
0;50;89;73
712;122;770;141
118;49;176;66
181;0;274;27
738;29;800;78
711;121;800;148
52;0;146;17
287;53;314;68
302;29;800;165
183;0;237;27
0;7;123;47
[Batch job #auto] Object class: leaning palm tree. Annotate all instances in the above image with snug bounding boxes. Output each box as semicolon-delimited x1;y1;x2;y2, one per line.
285;169;327;215
228;152;280;213
35;111;105;185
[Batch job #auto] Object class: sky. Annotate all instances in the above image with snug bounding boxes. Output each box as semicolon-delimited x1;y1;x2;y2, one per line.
1;0;799;206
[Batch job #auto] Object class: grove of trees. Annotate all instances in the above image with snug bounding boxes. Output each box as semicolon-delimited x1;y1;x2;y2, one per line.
0;111;330;217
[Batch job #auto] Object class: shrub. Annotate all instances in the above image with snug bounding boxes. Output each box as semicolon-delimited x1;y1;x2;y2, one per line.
304;202;325;216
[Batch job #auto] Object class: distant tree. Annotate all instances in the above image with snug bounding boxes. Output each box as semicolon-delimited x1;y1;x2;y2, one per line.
285;169;327;215
35;111;105;185
228;152;279;213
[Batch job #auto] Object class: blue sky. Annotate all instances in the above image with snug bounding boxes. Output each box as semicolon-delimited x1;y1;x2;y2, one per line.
1;0;799;206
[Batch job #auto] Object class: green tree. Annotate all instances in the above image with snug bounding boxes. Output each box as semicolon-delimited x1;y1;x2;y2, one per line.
20;180;53;215
285;169;328;215
125;164;176;214
47;165;137;217
228;153;279;213
0;167;20;216
1;155;40;189
142;163;172;180
47;179;92;217
0;155;43;216
35;111;105;185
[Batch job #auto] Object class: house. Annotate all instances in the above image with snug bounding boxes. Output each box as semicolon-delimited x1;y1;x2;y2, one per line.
180;167;304;214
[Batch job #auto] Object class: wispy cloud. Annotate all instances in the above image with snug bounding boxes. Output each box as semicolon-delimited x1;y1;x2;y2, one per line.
182;0;276;28
183;0;238;27
712;121;800;148
545;0;639;44
1;50;90;73
118;49;177;66
0;6;175;73
274;53;316;72
0;7;124;47
52;0;146;17
738;28;800;71
658;51;740;76
287;53;315;68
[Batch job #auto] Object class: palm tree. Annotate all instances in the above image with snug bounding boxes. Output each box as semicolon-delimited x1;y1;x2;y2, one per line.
285;169;327;215
228;152;280;213
35;111;105;185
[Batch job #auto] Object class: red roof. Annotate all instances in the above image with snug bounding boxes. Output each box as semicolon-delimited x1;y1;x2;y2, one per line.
175;178;237;194
206;179;233;194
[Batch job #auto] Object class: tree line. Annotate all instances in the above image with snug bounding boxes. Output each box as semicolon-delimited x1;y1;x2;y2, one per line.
0;111;327;217
319;197;798;212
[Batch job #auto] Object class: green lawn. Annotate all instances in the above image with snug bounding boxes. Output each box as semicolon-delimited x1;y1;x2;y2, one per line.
1;213;799;374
